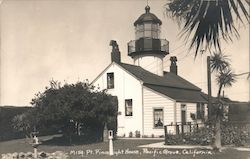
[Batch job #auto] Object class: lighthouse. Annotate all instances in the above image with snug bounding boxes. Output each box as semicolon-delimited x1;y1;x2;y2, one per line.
127;5;169;76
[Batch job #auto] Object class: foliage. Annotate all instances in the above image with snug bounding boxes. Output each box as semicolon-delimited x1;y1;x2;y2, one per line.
165;123;248;146
0;106;31;141
165;127;212;145
135;130;141;138
221;123;249;146
14;80;118;142
1;151;68;159
166;0;249;56
210;53;230;72
12;113;33;137
209;52;236;149
129;132;133;138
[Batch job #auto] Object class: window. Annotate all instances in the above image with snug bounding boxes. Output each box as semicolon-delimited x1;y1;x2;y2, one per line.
125;99;133;116
153;108;163;128
196;103;205;120
107;73;114;89
144;23;152;38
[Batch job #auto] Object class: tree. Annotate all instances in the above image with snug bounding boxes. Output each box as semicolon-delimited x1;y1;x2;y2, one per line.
12;111;35;137
166;0;249;56
210;52;236;150
20;80;118;143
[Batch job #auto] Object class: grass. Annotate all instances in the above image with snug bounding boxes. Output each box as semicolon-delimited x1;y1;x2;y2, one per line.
0;135;250;159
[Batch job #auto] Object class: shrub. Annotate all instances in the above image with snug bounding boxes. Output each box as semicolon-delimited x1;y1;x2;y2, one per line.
135;130;141;138
221;123;248;146
129;132;133;138
159;135;164;138
165;123;249;146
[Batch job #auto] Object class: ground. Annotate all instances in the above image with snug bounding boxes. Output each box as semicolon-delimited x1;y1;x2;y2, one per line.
0;135;250;159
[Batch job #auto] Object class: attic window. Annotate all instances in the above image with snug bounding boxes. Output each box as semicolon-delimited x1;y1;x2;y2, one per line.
107;73;114;89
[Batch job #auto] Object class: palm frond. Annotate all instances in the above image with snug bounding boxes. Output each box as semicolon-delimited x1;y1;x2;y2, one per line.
216;68;236;88
210;52;230;72
166;0;250;56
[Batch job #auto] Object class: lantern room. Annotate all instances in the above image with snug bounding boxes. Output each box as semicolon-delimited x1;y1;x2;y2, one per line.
134;5;161;40
127;5;169;76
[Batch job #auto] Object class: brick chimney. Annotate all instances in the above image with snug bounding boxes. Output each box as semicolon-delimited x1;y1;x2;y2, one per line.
170;56;177;75
110;40;121;63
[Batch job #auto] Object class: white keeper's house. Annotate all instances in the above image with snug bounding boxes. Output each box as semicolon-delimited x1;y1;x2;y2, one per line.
92;5;208;137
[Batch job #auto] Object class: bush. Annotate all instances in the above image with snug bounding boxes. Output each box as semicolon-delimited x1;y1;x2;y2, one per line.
135;130;141;138
129;132;133;138
165;123;249;146
142;135;148;138
221;123;248;146
0;106;31;141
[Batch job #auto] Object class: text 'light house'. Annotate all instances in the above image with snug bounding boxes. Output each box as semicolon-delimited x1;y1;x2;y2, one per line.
127;5;169;76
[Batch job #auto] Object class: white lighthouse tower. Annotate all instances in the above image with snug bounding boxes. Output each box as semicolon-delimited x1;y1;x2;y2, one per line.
127;5;169;76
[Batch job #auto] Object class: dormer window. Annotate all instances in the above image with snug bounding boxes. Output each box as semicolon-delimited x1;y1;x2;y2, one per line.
107;73;114;89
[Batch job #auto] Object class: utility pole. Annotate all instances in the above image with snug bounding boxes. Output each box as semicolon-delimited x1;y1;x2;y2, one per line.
200;50;205;90
207;56;212;121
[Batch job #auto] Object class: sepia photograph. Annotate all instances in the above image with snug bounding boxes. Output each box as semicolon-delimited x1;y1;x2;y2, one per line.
0;0;249;158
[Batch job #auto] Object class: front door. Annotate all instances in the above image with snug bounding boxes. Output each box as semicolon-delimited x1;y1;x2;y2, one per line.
181;104;186;124
181;104;187;135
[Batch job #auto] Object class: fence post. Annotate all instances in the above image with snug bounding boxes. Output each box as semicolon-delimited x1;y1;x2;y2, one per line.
181;123;184;137
189;123;191;133
176;125;179;135
164;125;168;144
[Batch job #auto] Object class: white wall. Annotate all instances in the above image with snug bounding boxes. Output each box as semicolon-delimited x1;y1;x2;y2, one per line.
134;54;164;76
176;102;208;123
92;63;143;137
143;86;175;136
176;102;196;123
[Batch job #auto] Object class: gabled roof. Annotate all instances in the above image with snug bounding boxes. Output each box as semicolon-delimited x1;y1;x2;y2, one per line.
144;84;207;103
92;62;208;103
118;62;207;103
119;63;201;91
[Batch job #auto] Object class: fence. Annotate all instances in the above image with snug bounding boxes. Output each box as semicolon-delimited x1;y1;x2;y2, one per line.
164;121;250;145
164;122;205;136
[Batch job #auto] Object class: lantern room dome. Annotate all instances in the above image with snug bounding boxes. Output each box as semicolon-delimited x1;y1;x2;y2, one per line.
134;5;162;26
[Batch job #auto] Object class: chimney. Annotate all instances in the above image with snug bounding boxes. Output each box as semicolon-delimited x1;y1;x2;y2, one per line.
170;56;177;75
110;40;121;63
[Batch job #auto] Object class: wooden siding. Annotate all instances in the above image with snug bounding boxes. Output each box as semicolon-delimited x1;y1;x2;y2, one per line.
176;103;197;123
92;63;143;137
143;86;175;136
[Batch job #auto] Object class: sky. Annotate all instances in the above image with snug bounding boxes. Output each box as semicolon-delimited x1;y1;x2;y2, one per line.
0;0;249;106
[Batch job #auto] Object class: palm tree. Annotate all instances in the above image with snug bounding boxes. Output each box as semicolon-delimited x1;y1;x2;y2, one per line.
210;53;230;72
210;53;236;150
166;0;250;56
216;68;236;98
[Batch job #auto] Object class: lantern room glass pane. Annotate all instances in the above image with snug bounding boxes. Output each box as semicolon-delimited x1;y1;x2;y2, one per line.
144;30;151;38
144;23;152;30
135;24;144;40
135;23;161;39
152;31;158;39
